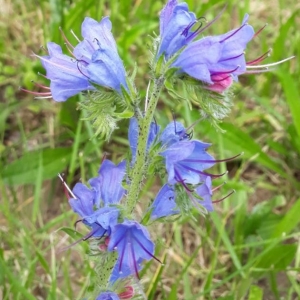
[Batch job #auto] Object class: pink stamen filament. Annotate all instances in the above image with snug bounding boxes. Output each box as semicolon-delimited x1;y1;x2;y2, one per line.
19;88;51;96
212;182;226;192
77;61;90;78
212;190;235;203
64;43;76;58
247;49;271;65
31;81;50;90
178;164;228;179
212;75;231;82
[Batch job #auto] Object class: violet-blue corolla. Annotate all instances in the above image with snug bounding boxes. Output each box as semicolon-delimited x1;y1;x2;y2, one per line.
108;220;159;281
150;184;179;219
172;14;255;92
95;291;120;300
157;0;197;59
67;159;126;241
26;17;128;101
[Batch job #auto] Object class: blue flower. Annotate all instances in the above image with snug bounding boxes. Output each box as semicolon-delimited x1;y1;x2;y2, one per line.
195;176;213;211
160;140;215;185
172;14;255;89
107;220;156;280
95;291;120;300
150;184;179;219
158;0;196;59
89;159;126;207
39;17;128;101
160;120;191;146
68;159;126;239
128;117;159;163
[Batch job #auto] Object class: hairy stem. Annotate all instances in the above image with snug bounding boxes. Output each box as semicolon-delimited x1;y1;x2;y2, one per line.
126;76;165;214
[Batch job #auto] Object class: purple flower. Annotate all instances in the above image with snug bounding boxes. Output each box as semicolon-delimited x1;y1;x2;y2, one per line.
37;17;128;101
160;140;215;185
89;159;126;207
160;120;191;146
150;184;179;219
128;117;159;163
96;291;120;300
108;220;156;280
193;176;214;212
158;0;197;59
68;159;126;239
172;14;255;90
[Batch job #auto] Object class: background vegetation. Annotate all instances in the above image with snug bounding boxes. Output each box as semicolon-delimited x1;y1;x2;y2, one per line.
1;0;300;299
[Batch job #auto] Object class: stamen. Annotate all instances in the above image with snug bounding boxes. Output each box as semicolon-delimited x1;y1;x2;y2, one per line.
187;4;227;42
212;181;226;192
212;190;235;203
58;173;76;198
39;45;48;53
254;23;268;38
74;219;83;230
220;23;247;43
59;27;74;49
70;29;81;43
219;52;244;63
180;165;228;179
34;96;53;99
64;43;76;58
179;118;204;139
31;80;51;90
133;237;163;264
184;152;243;163
211;65;240;76
37;72;49;80
76;61;90;78
175;170;194;192
212;75;231;82
130;241;140;279
247;49;272;65
246;56;295;69
19;87;52;96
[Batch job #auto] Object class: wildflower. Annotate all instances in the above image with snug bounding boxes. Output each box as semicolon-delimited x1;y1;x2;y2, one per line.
192;176;214;212
68;159;126;240
89;159;126;206
172;14;255;90
160;120;191;146
128;117;159;163
33;17;128;101
108;220;158;280
150;184;179;219
160;139;215;186
157;0;196;59
96;291;120;300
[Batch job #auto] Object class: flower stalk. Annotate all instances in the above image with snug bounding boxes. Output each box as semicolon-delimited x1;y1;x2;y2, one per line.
125;76;165;214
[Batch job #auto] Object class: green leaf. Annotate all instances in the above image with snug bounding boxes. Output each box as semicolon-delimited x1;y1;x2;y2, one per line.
2;147;71;185
272;198;300;238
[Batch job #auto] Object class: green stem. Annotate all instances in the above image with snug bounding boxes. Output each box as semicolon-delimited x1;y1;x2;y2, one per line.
125;76;165;214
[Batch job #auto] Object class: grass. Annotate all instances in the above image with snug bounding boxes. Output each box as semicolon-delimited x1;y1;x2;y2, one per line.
1;0;300;299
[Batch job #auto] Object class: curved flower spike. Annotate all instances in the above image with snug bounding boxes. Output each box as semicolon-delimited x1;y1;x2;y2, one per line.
108;220;155;280
150;184;179;219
